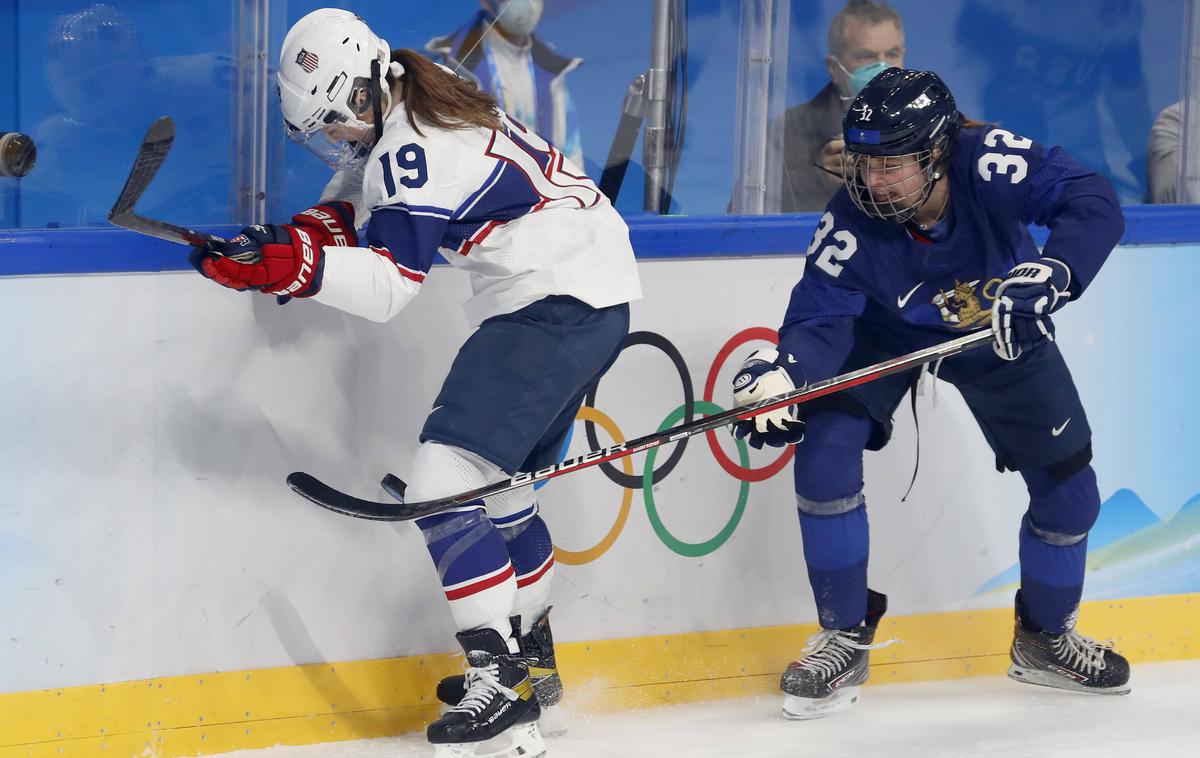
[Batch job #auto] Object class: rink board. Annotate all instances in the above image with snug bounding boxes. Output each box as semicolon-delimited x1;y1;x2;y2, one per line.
0;594;1195;757
3;242;1200;755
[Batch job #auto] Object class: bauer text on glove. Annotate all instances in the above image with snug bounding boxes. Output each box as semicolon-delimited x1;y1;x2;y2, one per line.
190;201;356;298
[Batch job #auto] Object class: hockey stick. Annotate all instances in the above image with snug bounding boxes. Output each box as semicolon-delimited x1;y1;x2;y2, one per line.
108;117;256;261
287;328;996;522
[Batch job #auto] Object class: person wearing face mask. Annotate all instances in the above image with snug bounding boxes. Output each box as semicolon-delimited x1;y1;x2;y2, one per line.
776;0;905;212
427;1;585;169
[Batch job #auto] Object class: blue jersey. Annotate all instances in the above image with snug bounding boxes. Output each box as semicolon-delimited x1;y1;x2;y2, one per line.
778;125;1125;384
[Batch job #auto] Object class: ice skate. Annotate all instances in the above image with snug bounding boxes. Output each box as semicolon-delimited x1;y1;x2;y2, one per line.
1008;597;1130;695
781;590;891;720
438;608;566;736
427;627;545;758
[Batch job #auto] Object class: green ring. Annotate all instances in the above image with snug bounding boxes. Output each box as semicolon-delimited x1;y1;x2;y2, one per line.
643;400;751;557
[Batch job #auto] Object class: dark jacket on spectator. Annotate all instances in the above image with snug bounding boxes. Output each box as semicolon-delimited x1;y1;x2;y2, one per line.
778;82;846;213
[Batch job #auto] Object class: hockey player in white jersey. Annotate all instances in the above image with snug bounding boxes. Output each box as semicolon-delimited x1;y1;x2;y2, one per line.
188;9;641;757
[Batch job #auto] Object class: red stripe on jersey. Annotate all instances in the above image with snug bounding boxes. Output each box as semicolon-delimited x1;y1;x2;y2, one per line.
444;563;515;601
372;245;426;282
553;151;590;182
907;227;934;244
396;266;425;284
516;556;555;588
460;220;502;256
369;245;396;263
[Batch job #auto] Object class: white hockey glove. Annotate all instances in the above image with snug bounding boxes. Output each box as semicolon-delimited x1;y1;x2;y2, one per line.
991;258;1072;361
731;348;806;449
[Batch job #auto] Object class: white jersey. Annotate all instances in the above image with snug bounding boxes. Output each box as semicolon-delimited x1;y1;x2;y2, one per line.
312;106;641;325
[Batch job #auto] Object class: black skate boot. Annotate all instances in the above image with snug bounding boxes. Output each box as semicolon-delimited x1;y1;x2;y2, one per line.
437;608;566;734
426;626;545;758
1008;593;1131;695
780;589;891;720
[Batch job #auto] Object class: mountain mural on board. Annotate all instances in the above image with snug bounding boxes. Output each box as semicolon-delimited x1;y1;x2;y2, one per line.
972;489;1200;601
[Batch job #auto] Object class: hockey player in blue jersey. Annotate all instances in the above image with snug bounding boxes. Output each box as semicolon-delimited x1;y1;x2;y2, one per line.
731;68;1130;720
188;9;641;757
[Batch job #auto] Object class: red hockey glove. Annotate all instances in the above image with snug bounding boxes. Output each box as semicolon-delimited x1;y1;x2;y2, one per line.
190;202;356;298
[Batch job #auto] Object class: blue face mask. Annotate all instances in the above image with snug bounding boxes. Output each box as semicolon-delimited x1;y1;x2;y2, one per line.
835;59;893;97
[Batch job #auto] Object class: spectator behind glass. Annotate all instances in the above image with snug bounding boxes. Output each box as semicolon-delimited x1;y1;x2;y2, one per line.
426;1;585;168
776;1;904;213
953;0;1153;204
23;3;233;228
1146;101;1180;204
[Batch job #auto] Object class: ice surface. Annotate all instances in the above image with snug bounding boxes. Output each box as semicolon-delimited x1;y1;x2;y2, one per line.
215;660;1199;757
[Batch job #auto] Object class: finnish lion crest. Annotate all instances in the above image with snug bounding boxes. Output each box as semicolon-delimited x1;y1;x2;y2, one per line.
933;278;1003;328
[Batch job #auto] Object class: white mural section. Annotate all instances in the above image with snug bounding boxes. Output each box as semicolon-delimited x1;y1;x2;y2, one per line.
1;246;1196;695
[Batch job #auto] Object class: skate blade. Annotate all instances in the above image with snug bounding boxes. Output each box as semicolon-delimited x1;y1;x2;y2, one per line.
1007;665;1131;696
538;703;568;737
782;686;861;720
432;721;546;758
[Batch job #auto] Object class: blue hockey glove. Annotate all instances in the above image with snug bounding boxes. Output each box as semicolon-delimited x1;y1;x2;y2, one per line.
991;258;1072;361
731;348;806;449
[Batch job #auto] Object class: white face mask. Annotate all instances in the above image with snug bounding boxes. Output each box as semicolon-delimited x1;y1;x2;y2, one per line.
488;0;544;38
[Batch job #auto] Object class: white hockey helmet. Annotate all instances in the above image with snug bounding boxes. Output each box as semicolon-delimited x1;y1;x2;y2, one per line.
277;9;399;169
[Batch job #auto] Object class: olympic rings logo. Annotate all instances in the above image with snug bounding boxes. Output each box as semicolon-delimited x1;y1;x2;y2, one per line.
552;328;793;565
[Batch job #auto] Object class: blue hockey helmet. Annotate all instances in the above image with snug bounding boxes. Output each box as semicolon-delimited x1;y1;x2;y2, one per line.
841;68;961;223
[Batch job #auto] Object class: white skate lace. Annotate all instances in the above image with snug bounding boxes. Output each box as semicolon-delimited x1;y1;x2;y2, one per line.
1052;629;1110;675
450;659;520;716
796;629;897;679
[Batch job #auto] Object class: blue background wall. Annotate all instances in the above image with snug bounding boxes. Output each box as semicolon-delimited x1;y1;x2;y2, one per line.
0;0;1188;230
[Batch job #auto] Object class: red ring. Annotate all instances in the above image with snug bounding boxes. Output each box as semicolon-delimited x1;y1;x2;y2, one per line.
702;327;795;482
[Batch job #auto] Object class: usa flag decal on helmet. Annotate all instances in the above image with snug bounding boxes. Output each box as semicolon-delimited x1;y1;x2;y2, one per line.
296;49;319;73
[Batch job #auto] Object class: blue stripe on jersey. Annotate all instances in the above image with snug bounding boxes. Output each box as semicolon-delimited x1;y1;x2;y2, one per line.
378;202;453;218
455;162;505;220
403;205;454;218
442;162;543;251
366;204;450;273
505;124;553;174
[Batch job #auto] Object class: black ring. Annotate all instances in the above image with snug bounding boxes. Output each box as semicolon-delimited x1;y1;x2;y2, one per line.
584;331;693;488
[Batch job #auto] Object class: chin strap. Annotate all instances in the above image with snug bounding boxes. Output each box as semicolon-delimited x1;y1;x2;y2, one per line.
370;58;385;145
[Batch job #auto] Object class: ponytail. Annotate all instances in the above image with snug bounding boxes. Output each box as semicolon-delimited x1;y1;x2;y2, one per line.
389;49;502;135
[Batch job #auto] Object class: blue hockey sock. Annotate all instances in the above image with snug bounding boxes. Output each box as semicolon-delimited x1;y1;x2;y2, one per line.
1017;513;1088;634
1017;465;1099;634
497;511;555;634
415;504;515;632
498;511;554;577
798;503;870;630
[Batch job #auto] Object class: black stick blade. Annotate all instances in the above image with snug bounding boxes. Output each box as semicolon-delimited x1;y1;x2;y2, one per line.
287;472;407;521
109;116;175;219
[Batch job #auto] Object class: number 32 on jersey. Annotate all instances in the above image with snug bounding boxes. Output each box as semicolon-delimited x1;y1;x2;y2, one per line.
808;212;858;277
977;128;1033;184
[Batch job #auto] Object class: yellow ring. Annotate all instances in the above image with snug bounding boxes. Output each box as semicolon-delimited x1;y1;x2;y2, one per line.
552;406;634;565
